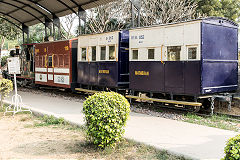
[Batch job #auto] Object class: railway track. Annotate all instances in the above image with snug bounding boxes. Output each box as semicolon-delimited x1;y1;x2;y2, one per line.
17;86;240;122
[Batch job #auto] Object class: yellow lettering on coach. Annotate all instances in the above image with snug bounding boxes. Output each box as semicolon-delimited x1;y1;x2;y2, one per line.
99;70;110;74
65;46;69;51
135;71;149;76
35;49;39;54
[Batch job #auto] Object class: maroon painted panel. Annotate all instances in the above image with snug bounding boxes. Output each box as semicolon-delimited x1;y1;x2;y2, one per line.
34;40;73;88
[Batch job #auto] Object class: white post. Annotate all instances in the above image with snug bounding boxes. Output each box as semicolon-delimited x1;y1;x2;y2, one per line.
14;73;18;112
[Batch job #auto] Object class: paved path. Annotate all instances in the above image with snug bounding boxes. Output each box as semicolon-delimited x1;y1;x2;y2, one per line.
5;91;239;160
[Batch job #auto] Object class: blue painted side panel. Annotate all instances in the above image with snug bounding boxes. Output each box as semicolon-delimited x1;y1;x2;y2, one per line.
165;62;184;93
98;62;118;87
201;22;238;94
129;61;164;92
129;61;201;95
77;62;89;84
89;63;98;85
118;30;129;85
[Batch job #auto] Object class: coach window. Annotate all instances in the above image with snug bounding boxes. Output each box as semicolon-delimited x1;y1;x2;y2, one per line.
188;47;197;60
148;49;155;59
101;46;106;60
82;48;87;61
92;46;96;61
109;46;115;60
48;56;53;67
167;46;181;61
132;49;138;60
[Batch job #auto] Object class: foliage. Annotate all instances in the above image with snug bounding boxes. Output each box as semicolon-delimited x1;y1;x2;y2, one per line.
0;79;13;108
223;134;240;160
0;17;21;54
75;0;131;34
1;56;10;67
38;115;67;125
195;0;240;22
27;24;45;43
0;17;20;41
83;92;130;148
183;113;239;131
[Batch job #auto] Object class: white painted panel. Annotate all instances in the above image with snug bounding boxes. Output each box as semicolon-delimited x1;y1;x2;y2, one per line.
35;73;47;82
54;68;70;74
129;21;201;61
78;31;119;62
130;27;164;49
89;37;98;46
35;68;47;72
48;74;53;80
54;75;70;85
184;22;201;45
165;25;184;46
98;32;119;46
48;68;53;72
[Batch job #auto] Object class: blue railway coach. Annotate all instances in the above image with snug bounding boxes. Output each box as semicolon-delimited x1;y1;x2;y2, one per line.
77;30;129;88
129;17;238;96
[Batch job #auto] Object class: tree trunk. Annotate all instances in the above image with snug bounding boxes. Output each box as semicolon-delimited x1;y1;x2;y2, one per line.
0;94;3;110
0;36;5;70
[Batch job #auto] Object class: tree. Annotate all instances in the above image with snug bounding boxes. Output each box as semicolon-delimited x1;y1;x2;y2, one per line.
140;0;197;26
83;0;131;34
60;14;78;39
0;17;20;52
196;0;240;22
28;23;45;43
79;0;199;34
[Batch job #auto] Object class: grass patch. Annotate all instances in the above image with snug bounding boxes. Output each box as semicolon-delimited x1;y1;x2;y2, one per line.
34;115;69;127
183;113;240;131
71;139;188;160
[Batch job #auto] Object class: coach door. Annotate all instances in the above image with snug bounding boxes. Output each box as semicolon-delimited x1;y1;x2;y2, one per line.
47;45;54;85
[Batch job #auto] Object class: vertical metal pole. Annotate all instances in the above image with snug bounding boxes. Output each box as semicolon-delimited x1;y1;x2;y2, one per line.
22;31;25;44
45;25;47;40
79;15;81;35
27;31;29;44
131;3;135;28
50;23;52;37
138;9;140;27
53;23;56;40
58;24;61;40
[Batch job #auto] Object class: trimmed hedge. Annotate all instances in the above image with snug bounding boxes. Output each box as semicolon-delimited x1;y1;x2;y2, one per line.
223;134;240;160
83;92;130;148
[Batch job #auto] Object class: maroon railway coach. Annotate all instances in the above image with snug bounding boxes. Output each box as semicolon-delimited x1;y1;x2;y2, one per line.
34;39;78;88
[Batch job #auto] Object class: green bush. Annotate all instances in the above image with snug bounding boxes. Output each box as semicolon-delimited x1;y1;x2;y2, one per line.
223;134;240;160
42;115;66;125
83;92;130;148
1;56;10;67
0;78;13;108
